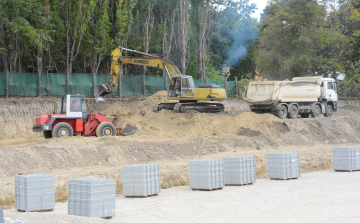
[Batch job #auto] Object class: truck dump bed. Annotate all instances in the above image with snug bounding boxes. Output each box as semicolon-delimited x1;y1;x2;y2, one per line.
244;78;321;104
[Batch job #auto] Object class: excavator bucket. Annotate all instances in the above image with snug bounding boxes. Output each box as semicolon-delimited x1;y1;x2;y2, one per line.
94;84;110;102
116;121;138;136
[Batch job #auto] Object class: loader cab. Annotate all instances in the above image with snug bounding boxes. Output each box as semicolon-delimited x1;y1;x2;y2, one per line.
55;95;87;121
168;76;195;98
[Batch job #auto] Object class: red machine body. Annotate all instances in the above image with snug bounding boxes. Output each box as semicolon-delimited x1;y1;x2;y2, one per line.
33;95;137;138
34;112;118;136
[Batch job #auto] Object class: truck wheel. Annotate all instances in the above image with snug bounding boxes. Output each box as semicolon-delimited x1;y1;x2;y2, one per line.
43;131;53;139
311;104;321;117
96;122;116;137
276;105;288;119
300;113;310;118
288;105;298;119
324;105;333;117
52;122;73;138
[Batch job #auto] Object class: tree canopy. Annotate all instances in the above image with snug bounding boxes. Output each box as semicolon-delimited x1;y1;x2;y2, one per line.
1;0;360;96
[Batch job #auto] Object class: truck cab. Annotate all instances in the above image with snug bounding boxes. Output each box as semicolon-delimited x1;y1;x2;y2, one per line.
321;78;338;109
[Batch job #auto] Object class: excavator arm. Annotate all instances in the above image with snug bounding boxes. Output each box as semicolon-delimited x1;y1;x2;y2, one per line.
94;46;182;101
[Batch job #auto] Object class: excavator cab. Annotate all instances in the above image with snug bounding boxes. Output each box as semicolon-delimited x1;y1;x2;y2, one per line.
168;76;195;98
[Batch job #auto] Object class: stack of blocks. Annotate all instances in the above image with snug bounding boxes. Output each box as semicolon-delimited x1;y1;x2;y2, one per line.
222;156;256;185
15;174;55;211
267;152;300;180
68;178;116;218
0;208;4;223
332;147;360;171
122;164;161;197
189;160;224;190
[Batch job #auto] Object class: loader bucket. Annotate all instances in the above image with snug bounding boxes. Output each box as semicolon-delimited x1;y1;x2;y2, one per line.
116;121;138;136
94;84;110;102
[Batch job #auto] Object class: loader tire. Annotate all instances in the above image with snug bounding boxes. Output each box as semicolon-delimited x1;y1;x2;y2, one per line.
43;131;53;139
276;105;288;119
96;122;116;137
52;122;73;138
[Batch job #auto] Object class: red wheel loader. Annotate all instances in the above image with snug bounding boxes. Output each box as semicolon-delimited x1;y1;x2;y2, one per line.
33;95;137;138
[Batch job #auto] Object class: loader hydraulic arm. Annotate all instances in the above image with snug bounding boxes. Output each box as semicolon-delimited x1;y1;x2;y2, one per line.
94;46;182;101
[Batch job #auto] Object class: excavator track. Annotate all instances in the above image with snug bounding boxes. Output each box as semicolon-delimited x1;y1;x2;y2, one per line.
153;102;224;113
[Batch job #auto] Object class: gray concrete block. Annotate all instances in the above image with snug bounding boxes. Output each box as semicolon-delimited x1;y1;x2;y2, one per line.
222;156;256;185
0;209;3;223
68;178;116;218
333;147;360;171
189;159;224;190
15;174;55;211
267;153;300;179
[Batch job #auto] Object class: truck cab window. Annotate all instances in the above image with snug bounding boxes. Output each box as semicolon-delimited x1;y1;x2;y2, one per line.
327;82;335;91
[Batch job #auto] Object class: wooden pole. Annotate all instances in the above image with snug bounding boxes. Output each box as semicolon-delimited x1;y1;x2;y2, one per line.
47;72;50;96
5;70;9;99
119;69;122;98
38;71;42;97
67;72;70;94
205;77;208;85
92;73;96;96
164;71;167;90
224;76;227;93
235;77;238;98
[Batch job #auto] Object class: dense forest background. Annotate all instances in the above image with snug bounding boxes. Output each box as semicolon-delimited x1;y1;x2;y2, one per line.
1;0;360;96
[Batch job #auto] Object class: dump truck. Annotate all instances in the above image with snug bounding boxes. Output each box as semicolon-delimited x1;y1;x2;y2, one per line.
33;94;138;138
243;76;338;119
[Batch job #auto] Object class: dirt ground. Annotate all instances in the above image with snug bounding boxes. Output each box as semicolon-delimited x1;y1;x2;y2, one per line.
3;170;360;223
0;92;360;221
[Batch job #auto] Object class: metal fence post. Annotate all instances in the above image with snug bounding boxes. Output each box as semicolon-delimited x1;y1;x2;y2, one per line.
205;77;208;85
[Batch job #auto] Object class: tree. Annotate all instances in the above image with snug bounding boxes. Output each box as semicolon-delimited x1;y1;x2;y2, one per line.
57;0;96;93
174;0;190;75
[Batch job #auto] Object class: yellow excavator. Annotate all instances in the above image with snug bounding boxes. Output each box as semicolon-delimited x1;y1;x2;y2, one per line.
94;46;227;113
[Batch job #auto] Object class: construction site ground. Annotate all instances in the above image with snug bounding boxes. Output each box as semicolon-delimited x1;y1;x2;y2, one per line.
1;91;360;222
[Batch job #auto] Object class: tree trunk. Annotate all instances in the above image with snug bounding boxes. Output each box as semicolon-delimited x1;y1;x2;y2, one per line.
37;48;43;97
175;0;189;75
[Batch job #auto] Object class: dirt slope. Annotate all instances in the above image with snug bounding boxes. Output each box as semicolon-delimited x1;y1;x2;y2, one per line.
0;92;360;208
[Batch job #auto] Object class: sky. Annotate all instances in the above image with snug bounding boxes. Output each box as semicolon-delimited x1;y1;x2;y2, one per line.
247;0;268;21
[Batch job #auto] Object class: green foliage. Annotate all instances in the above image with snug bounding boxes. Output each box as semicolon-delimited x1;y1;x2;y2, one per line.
339;65;360;98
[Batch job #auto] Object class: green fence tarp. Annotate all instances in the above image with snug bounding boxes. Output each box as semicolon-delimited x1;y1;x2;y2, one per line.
0;72;236;97
0;72;5;96
9;73;38;96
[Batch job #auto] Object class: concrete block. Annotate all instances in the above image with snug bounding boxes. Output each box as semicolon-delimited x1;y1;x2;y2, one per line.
267;152;300;179
15;174;55;211
68;178;116;218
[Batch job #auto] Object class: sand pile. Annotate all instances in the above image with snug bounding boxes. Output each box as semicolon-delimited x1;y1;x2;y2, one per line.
102;91;287;139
